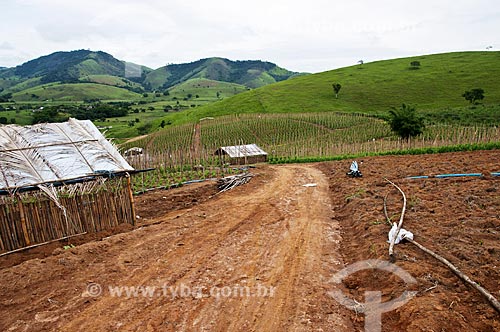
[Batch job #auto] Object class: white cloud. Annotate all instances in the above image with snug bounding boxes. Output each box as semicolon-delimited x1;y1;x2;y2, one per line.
0;0;499;72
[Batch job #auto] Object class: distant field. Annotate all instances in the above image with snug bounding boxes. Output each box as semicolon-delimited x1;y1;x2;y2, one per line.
0;109;32;125
167;78;248;102
12;83;141;101
92;78;249;138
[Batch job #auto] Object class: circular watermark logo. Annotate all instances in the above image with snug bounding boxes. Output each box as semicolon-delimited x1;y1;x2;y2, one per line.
328;259;417;332
86;282;103;297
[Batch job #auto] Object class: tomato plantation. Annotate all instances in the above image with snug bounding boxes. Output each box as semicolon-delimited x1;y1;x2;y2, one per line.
122;112;500;191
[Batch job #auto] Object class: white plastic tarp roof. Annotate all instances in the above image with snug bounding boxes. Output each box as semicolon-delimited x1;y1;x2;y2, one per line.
0;118;133;191
218;144;267;158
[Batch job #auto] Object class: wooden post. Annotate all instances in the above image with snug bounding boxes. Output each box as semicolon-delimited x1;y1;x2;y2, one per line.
0;205;5;251
17;198;31;246
126;175;136;226
0;232;87;258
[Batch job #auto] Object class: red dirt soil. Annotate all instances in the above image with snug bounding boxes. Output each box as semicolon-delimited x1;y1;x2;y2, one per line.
0;150;499;331
318;150;500;331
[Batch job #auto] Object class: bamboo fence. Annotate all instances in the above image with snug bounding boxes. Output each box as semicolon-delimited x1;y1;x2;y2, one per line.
0;177;135;252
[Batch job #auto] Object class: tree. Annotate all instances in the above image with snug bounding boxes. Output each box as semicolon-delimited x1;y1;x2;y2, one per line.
387;104;425;139
137;122;153;135
31;108;69;124
332;83;341;98
462;88;484;104
0;93;12;102
0;117;7;124
409;61;421;70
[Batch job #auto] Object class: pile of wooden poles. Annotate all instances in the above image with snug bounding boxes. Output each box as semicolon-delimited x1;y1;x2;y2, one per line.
217;173;253;192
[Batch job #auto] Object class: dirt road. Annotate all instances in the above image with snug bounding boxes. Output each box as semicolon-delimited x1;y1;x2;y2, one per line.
0;165;351;331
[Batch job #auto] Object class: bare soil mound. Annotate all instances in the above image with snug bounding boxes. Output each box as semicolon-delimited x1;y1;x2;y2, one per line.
318;150;500;331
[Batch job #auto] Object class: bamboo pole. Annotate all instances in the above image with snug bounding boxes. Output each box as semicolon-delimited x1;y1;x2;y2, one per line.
382;186;500;314
407;238;500;313
0;232;87;257
0;205;7;250
17;198;31;246
126;175;136;226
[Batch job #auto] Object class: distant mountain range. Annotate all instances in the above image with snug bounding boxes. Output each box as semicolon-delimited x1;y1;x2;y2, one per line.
143;57;300;90
0;50;302;100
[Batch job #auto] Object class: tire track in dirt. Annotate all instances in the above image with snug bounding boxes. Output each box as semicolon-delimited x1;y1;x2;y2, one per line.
1;165;351;332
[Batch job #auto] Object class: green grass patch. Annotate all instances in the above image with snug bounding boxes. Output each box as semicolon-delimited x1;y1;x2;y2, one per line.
12;83;141;102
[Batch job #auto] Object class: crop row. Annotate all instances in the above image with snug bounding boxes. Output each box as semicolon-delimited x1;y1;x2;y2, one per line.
122;112;500;191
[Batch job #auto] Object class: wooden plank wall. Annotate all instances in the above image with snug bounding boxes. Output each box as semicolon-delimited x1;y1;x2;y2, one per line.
0;178;134;252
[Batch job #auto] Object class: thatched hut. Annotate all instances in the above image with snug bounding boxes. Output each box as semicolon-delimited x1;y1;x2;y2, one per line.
0;118;137;253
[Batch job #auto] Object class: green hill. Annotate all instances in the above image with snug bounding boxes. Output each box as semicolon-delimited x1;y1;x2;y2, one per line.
12;83;141;101
80;74;145;93
143;57;301;90
182;52;500;122
0;51;300;101
167;78;248;100
1;50;129;83
0;50;152;97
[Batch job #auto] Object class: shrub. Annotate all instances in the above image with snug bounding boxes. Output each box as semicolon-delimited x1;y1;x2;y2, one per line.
387;104;425;139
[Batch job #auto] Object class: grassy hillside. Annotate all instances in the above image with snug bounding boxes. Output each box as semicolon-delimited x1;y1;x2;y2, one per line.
12;83;141;101
184;52;500;120
2;77;43;93
80;74;144;92
3;50;127;82
167;78;248;101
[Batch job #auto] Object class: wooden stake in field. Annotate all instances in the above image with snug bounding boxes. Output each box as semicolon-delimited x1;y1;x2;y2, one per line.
126;173;137;226
384;178;406;260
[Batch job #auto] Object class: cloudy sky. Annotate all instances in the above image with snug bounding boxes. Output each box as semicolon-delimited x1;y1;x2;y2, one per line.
1;0;498;73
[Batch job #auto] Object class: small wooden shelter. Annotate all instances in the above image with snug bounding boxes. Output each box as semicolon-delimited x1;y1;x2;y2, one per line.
215;144;268;165
0;118;137;253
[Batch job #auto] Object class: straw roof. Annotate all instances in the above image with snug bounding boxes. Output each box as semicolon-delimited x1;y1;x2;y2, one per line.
0;118;133;191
